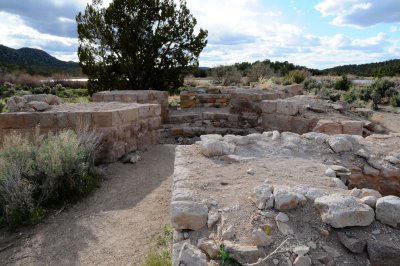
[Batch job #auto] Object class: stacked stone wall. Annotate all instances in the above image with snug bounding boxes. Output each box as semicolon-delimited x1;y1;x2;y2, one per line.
0;102;161;162
92;90;169;123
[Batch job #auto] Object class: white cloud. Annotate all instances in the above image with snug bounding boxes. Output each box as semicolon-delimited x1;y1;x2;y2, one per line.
390;26;398;32
0;11;78;59
315;0;400;27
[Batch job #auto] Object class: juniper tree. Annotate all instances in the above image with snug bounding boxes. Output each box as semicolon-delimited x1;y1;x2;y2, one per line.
76;0;207;93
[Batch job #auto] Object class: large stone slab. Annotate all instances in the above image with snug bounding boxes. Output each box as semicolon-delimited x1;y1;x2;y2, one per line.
171;201;208;230
314;194;375;228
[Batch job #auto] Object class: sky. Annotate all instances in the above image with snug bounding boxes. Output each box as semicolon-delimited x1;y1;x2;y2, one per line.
0;0;399;69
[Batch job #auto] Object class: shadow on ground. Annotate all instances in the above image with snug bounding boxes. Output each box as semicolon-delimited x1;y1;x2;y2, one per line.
0;144;176;266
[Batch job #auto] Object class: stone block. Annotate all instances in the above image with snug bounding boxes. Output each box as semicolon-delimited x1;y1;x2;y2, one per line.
260;100;277;114
276;100;299;116
313;120;342;135
118;108;139;123
341;120;364;135
262;114;293;132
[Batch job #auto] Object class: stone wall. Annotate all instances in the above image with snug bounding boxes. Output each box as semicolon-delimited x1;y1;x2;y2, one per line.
0;102;161;162
261;98;368;135
229;84;303;115
92;90;169;123
180;91;230;109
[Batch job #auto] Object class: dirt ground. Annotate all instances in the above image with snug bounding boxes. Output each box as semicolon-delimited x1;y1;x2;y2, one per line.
371;108;400;133
0;144;176;266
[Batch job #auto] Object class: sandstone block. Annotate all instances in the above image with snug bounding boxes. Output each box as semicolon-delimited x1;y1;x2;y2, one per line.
260;100;277;114
171;201;208;230
314;194;375;228
276;100;299;116
313;120;342;135
341;120;364;135
328;136;353;153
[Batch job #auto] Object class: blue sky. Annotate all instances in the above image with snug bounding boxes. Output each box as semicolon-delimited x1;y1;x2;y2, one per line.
0;0;399;69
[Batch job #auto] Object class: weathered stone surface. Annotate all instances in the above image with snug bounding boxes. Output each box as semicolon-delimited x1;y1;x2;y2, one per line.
341;120;364;135
223;240;266;265
177;242;208;266
337;232;366;253
171;201;208;230
322;245;341;258
274;188;300;211
293;246;310;256
198;239;219;259
222;225;235;240
260;100;277;114
200;139;235;157
325;168;337;177
361;196;377;208
363;164;380;176
313;120;342;135
367;240;400;266
27;101;51;111
254;184;274;210
375;196;400;228
207;211;220;228
276;220;294;235
314;194;375;228
275;212;289;223
276;99;299;116
305;188;327;201
293;255;312;266
252;228;273;247
328;136;353;153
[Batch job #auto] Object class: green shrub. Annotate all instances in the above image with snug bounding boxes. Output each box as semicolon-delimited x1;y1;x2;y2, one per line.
284;69;307;84
334;75;351;91
0;129;101;229
371;78;396;98
390;95;400;108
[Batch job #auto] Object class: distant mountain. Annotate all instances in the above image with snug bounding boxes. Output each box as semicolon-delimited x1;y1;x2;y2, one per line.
0;44;81;76
0;44;79;68
321;59;400;77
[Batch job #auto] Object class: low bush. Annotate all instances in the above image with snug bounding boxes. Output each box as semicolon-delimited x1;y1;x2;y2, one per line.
0;128;101;229
283;69;308;85
390;95;400;108
334;75;351;91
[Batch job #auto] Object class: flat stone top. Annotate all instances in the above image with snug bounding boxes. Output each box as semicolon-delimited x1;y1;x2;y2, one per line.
47;102;148;113
170;106;230;116
94;90;167;95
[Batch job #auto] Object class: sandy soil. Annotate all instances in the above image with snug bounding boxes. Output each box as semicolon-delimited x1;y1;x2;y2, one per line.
0;144;176;266
371;109;400;133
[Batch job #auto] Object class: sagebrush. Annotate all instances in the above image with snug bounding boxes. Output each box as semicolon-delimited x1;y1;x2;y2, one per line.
0;128;101;229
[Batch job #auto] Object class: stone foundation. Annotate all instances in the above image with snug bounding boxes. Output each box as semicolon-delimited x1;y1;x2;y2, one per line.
261;97;371;136
92;90;169;123
0;102;161;162
180;91;230;109
230;84;303;115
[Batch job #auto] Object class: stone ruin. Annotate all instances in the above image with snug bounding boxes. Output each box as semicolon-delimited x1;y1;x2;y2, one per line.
0;84;399;265
171;132;400;266
1;92;163;162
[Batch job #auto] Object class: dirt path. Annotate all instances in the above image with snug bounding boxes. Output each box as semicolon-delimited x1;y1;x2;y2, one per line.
0;144;176;266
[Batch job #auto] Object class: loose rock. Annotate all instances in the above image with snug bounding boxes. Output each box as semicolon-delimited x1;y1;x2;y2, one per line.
293;255;312;266
314;194;375;228
375;196;400;228
367;240;400;266
200;139;235;157
275;212;289;223
337;232;366;253
177;242;208;266
254;184;274;210
328;136;353;153
252;228;273;247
